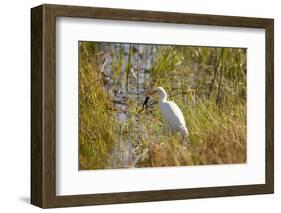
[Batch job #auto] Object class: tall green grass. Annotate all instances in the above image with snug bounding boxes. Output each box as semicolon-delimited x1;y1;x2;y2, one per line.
79;43;119;169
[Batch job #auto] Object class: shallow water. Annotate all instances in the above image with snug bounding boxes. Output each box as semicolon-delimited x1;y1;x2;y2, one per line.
99;43;157;167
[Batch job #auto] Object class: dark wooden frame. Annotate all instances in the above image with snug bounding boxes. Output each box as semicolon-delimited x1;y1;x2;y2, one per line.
31;4;274;208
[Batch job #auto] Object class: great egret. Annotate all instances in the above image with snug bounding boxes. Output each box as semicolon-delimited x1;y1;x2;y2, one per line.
154;87;189;137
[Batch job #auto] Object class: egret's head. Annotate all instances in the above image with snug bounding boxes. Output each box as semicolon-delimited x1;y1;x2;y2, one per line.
145;87;168;103
156;87;167;102
156;87;165;95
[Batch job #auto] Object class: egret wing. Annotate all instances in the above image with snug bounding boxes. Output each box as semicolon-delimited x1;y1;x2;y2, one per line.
160;101;186;129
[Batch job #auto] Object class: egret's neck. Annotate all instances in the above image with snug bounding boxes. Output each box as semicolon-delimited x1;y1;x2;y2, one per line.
159;92;167;103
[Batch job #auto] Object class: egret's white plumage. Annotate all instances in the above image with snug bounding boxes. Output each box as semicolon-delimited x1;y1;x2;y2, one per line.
156;87;189;137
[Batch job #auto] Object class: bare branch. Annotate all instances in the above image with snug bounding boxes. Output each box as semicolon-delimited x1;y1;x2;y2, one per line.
207;48;224;99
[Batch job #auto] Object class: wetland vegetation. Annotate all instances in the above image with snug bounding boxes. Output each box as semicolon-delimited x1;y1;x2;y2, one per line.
79;41;247;170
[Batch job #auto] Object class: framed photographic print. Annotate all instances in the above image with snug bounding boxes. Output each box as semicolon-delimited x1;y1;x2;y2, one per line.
31;4;274;208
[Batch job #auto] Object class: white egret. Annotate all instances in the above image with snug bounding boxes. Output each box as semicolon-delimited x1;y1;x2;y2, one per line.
155;87;189;137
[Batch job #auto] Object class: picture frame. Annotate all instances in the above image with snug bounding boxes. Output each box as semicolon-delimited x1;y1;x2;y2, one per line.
31;4;274;208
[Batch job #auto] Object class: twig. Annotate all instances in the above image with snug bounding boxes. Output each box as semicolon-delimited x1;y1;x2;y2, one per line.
136;48;139;96
125;45;132;92
207;48;224;99
216;56;224;106
138;100;158;114
169;88;191;99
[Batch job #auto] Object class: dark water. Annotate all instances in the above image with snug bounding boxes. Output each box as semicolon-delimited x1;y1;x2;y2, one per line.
98;43;157;167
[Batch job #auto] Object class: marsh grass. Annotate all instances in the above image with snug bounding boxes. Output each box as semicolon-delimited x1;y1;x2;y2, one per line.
79;42;246;170
79;43;120;169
